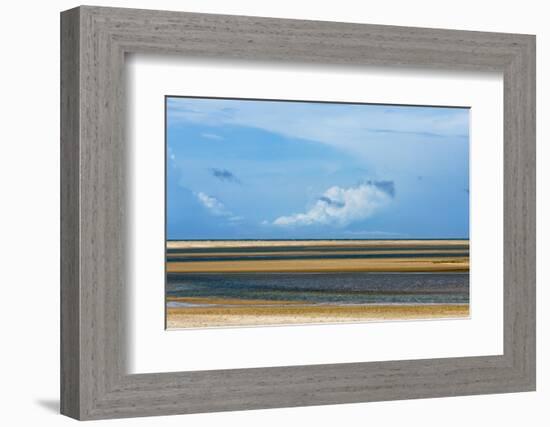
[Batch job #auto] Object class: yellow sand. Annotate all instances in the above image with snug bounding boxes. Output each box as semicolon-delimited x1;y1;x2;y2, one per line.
166;257;469;273
167;304;469;328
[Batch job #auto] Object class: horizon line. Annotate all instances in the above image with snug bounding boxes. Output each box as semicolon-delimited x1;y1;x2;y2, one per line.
166;237;470;242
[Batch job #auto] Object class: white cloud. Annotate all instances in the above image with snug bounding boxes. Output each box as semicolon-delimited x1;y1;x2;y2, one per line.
168;99;469;155
201;132;224;140
195;193;247;225
167;98;469;177
196;192;230;216
167;146;176;161
273;183;392;227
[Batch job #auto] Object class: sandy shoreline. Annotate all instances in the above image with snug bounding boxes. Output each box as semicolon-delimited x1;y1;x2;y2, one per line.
167;303;469;328
167;257;469;273
167;239;469;249
166;248;469;257
166;240;470;328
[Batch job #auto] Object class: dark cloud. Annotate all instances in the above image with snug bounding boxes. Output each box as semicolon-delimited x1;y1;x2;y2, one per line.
318;196;345;208
356;179;396;198
210;168;241;184
372;180;395;198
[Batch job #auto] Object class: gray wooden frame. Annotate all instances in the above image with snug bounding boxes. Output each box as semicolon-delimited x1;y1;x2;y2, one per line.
60;5;536;420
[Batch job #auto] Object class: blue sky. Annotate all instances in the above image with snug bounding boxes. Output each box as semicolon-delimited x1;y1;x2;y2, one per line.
166;97;469;240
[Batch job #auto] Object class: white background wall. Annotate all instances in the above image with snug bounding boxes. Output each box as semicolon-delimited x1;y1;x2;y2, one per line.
0;0;546;425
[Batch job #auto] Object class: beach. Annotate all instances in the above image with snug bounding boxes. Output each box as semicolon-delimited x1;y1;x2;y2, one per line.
166;239;469;249
167;257;468;273
167;302;469;328
166;240;470;328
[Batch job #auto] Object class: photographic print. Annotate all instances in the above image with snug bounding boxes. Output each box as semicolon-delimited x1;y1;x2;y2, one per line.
165;96;470;329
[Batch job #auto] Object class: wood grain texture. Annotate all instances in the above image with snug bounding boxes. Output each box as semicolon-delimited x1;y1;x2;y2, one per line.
60;7;80;419
60;5;536;420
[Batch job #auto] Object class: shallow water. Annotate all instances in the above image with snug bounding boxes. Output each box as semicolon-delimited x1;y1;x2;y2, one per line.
166;272;469;305
166;244;469;254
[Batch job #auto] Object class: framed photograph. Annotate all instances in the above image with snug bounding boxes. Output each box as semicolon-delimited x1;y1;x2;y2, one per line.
61;6;536;420
164;96;471;330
